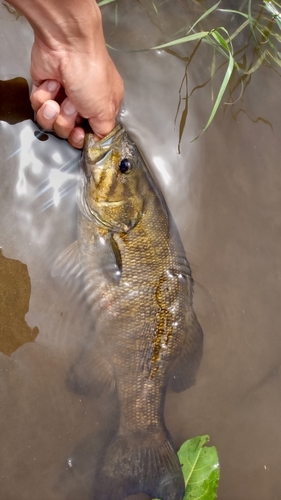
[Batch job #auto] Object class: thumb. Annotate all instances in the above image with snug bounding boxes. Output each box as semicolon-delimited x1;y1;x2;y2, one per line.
88;116;116;140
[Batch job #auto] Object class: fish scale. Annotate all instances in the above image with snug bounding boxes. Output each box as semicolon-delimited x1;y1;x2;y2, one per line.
56;124;203;500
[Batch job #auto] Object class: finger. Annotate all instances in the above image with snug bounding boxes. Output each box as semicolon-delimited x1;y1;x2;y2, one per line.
30;80;61;112
88;117;116;140
53;98;79;139
36;99;60;130
75;114;85;126
68;127;85;149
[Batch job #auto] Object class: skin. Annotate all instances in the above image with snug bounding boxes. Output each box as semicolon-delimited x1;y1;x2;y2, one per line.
7;0;124;148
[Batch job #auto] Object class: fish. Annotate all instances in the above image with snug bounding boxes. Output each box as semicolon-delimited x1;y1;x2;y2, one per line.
53;124;203;500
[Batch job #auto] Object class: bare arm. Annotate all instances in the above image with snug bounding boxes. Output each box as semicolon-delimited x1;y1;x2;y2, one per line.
8;0;124;148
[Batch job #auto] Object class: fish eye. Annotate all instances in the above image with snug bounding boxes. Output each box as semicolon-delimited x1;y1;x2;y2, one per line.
119;158;133;174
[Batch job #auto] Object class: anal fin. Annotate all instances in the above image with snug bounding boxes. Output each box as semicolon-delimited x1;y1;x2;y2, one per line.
169;310;203;393
52;240;82;278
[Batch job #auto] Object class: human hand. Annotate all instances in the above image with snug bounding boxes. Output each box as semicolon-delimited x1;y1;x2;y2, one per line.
8;0;124;149
31;38;123;148
30;37;124;149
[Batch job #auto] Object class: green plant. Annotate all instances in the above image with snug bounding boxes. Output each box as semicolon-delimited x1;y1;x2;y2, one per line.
100;1;281;146
154;435;220;500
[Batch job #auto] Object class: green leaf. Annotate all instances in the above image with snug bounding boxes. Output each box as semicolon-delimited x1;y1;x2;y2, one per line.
248;0;258;44
178;435;220;500
191;30;235;141
153;435;219;500
186;1;221;36
97;0;117;6
218;8;248;18
152;2;158;14
152;32;210;50
264;0;281;30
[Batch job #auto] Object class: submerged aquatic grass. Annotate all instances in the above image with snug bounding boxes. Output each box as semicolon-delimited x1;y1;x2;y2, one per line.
151;0;281;143
101;0;281;146
97;0;117;6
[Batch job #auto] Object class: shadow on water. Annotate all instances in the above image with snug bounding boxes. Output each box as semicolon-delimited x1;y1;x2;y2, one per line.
0;77;33;124
1;1;281;499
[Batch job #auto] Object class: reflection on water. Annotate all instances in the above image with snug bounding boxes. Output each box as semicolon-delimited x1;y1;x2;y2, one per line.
0;248;39;355
1;1;281;499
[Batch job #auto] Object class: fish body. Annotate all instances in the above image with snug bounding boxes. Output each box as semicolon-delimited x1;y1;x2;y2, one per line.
56;124;203;500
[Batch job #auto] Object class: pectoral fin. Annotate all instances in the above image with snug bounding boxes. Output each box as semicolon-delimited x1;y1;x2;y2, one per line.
169;310;203;393
52;235;122;285
93;234;122;284
52;240;82;278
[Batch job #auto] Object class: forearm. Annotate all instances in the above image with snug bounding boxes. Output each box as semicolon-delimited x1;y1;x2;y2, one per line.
7;0;104;53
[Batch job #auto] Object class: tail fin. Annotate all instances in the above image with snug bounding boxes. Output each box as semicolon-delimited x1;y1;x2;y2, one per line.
94;430;185;500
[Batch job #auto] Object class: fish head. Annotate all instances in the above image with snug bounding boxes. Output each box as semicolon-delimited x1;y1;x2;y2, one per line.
81;124;149;232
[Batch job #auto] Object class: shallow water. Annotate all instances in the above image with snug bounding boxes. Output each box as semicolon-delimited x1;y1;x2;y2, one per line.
1;1;281;499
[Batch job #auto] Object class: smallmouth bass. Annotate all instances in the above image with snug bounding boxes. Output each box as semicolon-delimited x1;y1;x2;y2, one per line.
54;124;203;500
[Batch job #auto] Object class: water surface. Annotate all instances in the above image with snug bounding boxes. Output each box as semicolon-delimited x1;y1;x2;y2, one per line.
0;1;281;499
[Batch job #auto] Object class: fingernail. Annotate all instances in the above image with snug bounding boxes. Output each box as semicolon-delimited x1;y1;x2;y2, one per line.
72;129;84;145
43;105;57;120
47;80;59;92
63;100;77;116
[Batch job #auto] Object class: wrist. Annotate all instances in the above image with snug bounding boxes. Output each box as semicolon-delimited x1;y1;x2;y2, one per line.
8;0;104;53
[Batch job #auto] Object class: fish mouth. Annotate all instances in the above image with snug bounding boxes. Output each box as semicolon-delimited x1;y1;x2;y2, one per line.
94;200;128;207
98;123;124;146
85;123;124;152
83;123;126;171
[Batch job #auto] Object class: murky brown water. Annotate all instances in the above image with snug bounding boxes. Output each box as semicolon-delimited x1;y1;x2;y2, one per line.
0;1;281;499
